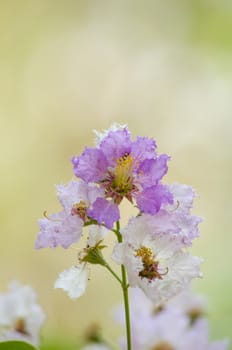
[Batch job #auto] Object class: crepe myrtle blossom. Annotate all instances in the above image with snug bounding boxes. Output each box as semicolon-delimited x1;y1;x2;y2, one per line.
152;183;202;246
114;287;205;329
122;310;229;350
112;215;203;306
72;124;173;222
55;231;108;300
0;281;45;346
35;179;116;249
130;307;189;350
115;288;228;350
182;319;229;350
115;290;190;350
166;288;207;325
54;264;89;299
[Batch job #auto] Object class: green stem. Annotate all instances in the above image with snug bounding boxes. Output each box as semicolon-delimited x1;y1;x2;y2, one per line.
84;219;132;349
104;263;123;285
116;221;132;350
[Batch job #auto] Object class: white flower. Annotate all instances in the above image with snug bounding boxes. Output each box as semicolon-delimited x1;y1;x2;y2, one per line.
0;281;45;346
166;183;197;214
115;287;228;350
167;288;207;320
182;319;229;350
54;231;108;300
87;225;108;247
54;264;89;299
112;215;202;306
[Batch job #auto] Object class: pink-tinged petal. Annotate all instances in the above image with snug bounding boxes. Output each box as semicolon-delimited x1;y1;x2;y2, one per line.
56;180;89;211
99;128;132;166
174;212;202;246
87;198;120;229
167;183;197;213
136;185;173;215
131;136;157;161
72;147;108;182
35;212;83;249
139;154;170;186
56;180;104;211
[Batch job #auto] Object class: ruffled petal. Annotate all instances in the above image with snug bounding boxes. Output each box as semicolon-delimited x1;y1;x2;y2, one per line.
87;198;120;229
54;265;88;299
136;185;173;215
72;147;108;182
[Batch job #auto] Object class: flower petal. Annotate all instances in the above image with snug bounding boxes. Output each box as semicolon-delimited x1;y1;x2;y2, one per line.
136;184;173;215
54;265;88;299
72;148;108;182
87;198;120;229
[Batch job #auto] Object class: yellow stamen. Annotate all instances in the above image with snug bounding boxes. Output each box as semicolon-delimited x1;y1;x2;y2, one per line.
112;153;133;194
135;246;168;281
135;246;154;265
72;200;87;220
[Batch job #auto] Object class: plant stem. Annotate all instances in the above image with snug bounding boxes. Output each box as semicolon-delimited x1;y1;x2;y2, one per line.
116;221;132;350
104;263;123;285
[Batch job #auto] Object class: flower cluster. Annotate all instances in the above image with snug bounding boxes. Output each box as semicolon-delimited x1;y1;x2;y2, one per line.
34;124;222;350
114;288;229;350
0;281;45;346
35;124;202;307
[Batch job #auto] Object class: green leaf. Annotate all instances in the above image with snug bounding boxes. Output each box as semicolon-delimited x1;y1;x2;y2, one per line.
0;341;37;350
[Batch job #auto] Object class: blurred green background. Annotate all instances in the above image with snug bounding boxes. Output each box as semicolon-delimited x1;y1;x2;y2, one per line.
0;1;232;349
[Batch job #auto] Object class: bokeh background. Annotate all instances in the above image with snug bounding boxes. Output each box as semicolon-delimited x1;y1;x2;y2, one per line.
1;1;232;349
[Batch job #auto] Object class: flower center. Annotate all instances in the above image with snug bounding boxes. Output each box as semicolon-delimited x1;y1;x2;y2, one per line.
152;342;174;350
135;246;168;282
14;318;28;335
103;153;138;204
112;153;134;193
188;307;204;325
71;200;87;220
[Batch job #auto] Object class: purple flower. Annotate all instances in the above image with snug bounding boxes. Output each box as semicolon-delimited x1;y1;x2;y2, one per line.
135;184;173;215
36;212;83;249
35;180;108;249
72;125;172;218
87;198;120;229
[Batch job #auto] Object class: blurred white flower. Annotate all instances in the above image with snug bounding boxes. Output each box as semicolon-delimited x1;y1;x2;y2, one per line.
115;287;229;350
0;281;45;346
54;264;89;299
167;288;207;323
112;215;202;307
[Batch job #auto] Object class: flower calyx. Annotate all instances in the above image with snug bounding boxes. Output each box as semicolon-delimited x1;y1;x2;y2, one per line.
81;241;107;266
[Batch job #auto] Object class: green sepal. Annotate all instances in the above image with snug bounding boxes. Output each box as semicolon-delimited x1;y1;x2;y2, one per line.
81;241;107;266
0;341;37;350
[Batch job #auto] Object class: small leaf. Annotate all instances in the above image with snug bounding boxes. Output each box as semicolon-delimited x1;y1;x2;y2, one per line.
0;340;37;350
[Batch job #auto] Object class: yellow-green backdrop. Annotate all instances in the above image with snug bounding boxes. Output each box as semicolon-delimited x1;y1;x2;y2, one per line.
0;1;231;348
